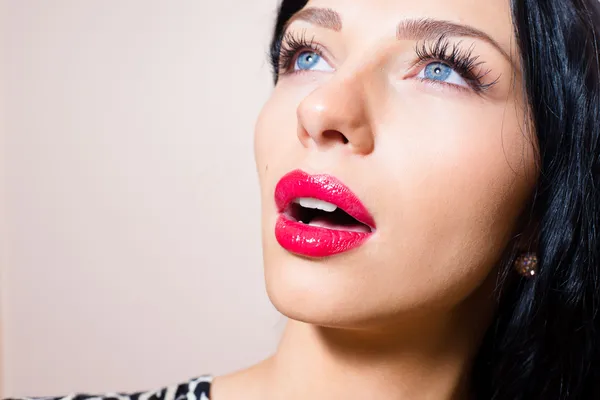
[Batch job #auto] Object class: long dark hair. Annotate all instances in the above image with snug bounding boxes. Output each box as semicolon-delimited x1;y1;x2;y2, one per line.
267;1;600;399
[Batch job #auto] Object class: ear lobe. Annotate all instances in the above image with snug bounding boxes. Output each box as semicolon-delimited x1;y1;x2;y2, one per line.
513;198;540;254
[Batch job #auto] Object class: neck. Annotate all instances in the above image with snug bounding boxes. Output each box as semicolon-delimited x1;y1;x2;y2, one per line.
260;277;496;400
211;272;497;400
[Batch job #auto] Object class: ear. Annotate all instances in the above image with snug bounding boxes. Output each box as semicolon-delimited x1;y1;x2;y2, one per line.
513;198;540;254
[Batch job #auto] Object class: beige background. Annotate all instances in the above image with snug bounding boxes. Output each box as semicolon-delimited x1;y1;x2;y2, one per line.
0;1;284;397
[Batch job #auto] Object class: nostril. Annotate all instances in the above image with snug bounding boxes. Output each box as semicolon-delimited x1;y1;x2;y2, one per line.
322;130;349;144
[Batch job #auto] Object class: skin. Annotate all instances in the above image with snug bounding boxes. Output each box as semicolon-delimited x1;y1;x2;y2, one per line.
212;0;539;398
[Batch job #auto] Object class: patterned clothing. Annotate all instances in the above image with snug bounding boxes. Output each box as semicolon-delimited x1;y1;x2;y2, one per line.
4;375;212;400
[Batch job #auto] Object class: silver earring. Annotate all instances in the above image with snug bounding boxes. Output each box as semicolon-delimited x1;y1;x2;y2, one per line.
514;252;538;277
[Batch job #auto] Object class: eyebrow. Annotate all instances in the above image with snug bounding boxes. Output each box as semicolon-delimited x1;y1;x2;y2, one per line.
396;18;511;61
285;7;343;32
284;7;511;63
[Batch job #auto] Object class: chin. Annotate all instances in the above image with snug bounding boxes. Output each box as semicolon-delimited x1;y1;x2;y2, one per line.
262;250;387;329
268;295;372;329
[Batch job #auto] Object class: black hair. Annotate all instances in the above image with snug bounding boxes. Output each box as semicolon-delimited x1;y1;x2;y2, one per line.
267;1;600;399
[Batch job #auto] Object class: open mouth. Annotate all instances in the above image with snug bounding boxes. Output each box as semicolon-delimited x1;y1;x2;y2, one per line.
284;197;372;233
274;169;375;257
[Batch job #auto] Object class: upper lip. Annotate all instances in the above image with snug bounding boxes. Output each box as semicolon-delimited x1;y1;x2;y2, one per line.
274;169;376;230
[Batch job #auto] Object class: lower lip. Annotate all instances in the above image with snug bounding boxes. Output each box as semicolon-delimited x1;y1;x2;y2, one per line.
275;215;372;258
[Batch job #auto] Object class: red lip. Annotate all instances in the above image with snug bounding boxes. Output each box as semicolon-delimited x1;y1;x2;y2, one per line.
274;169;375;258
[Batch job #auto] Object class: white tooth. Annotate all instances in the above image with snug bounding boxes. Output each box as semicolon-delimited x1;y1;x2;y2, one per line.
294;197;338;212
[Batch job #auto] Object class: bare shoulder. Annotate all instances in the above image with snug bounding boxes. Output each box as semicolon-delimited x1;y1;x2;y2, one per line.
210;358;273;400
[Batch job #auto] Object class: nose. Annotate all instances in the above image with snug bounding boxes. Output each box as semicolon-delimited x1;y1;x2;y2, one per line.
296;73;375;155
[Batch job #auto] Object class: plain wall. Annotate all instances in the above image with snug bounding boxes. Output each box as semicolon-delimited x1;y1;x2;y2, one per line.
1;1;284;397
1;1;8;394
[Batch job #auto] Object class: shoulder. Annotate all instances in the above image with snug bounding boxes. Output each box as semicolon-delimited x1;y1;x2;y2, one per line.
4;375;213;400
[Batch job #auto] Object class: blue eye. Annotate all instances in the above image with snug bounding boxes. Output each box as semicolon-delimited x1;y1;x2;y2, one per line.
294;51;333;72
296;51;319;70
417;62;468;87
424;63;452;81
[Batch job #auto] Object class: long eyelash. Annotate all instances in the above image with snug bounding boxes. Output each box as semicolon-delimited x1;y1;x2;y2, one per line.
414;34;500;93
269;31;500;93
271;29;324;76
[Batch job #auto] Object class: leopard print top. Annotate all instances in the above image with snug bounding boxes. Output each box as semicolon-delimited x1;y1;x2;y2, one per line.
4;375;212;400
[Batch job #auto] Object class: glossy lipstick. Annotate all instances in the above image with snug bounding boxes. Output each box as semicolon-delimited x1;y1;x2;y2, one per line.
274;169;375;258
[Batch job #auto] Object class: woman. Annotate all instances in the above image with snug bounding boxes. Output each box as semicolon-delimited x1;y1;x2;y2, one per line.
8;0;600;399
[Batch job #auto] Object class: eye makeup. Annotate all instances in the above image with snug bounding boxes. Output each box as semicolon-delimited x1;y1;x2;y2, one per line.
271;28;501;94
411;35;500;93
275;30;326;74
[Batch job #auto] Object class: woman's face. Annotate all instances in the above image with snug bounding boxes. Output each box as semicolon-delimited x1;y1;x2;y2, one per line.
254;0;538;328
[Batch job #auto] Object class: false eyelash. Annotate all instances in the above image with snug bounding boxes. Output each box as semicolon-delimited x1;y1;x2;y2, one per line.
414;35;499;93
271;30;500;94
274;29;324;75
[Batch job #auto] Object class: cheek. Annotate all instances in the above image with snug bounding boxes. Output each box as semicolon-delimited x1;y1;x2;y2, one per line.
254;81;318;192
254;97;284;191
369;94;537;304
253;103;271;183
253;89;299;237
378;90;535;218
255;88;296;170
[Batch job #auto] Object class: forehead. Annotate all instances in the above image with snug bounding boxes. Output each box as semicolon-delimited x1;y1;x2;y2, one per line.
302;0;515;57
